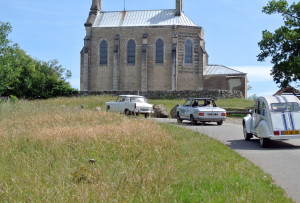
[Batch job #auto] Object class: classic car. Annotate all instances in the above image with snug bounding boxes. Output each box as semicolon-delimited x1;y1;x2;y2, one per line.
105;95;154;118
243;95;300;147
176;98;227;125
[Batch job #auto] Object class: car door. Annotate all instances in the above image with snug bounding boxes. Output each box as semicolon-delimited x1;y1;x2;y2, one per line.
252;99;266;135
118;96;127;113
110;97;119;112
182;99;192;119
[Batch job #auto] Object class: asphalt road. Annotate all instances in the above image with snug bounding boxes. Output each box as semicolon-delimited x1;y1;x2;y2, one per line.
153;118;300;202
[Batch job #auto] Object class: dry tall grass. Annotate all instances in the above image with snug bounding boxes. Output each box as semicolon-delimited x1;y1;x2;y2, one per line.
0;98;179;202
0;97;293;202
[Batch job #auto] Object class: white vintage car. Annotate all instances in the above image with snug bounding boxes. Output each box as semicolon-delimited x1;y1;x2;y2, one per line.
105;95;154;118
176;98;227;125
243;95;300;147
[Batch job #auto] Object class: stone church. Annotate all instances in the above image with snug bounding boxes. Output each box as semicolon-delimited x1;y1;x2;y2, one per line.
81;0;247;97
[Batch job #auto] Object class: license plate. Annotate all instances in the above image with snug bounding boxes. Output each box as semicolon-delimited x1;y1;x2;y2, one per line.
207;113;218;116
281;130;300;135
141;109;148;111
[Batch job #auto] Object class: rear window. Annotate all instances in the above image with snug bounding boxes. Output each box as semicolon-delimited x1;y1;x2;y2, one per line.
271;102;300;112
130;97;147;103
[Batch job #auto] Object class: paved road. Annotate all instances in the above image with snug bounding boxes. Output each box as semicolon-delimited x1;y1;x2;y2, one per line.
153;118;300;202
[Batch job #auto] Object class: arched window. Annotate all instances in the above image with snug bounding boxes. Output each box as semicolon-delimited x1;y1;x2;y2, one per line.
156;38;164;64
127;39;136;65
185;39;193;64
99;40;108;65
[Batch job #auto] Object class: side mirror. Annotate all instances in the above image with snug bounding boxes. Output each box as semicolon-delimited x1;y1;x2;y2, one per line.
248;109;252;113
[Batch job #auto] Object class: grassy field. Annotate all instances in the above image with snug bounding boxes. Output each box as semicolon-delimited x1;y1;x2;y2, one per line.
0;96;292;202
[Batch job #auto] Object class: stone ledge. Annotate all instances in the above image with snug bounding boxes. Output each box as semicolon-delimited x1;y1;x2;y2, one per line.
76;90;243;99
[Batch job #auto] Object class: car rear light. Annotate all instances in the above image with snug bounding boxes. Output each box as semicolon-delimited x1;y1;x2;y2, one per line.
153;105;155;110
199;113;204;116
274;131;280;136
135;103;136;109
221;112;227;116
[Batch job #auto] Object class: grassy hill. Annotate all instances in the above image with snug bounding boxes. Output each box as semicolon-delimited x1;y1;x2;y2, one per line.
0;96;292;202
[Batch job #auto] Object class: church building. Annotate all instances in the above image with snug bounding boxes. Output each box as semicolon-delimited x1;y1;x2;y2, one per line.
81;0;247;97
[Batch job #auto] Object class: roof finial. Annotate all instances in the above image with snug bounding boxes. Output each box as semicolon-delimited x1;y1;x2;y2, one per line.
124;0;126;11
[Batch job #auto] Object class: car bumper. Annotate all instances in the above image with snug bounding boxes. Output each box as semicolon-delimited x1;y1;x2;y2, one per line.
194;117;226;122
134;110;154;114
269;135;300;140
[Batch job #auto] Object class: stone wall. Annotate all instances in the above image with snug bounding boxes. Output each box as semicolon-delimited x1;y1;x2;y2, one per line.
77;90;243;100
203;75;247;98
81;25;206;92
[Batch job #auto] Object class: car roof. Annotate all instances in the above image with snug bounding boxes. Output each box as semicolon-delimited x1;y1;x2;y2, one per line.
259;95;299;104
186;98;213;100
118;95;145;98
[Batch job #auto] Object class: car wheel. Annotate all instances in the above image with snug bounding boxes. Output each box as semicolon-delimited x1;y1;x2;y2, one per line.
190;115;197;125
177;112;183;123
106;106;110;111
259;138;270;148
243;124;253;141
217;121;223;125
125;109;131;116
144;113;149;118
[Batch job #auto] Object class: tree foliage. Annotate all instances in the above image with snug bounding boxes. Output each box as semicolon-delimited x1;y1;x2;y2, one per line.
0;22;78;99
258;0;300;87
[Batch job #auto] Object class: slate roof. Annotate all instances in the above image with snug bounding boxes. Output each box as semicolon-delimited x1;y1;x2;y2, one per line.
204;65;246;76
93;9;198;28
274;86;300;99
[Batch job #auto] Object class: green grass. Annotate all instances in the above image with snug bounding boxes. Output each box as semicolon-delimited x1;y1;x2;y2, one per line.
149;97;255;117
0;96;292;202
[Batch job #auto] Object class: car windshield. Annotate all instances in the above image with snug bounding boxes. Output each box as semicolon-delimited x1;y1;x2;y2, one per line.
130;97;147;103
271;102;300;112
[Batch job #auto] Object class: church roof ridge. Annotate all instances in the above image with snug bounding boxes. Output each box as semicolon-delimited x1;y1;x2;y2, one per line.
93;9;198;28
100;9;175;13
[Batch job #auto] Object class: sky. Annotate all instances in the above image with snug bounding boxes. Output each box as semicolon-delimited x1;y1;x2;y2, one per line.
0;0;298;97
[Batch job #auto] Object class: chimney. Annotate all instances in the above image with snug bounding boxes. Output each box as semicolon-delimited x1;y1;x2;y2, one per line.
175;0;182;16
91;0;101;13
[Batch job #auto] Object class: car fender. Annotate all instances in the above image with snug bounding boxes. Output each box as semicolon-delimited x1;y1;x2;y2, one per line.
256;119;273;138
243;114;252;134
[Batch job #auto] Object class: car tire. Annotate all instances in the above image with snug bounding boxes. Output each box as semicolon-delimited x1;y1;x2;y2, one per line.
190;115;197;125
259;138;270;148
125;109;131;116
243;124;253;141
106;106;110;111
217;121;223;125
177;112;183;124
144;113;149;118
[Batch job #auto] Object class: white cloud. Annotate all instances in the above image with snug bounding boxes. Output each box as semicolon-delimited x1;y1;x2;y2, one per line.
231;66;273;82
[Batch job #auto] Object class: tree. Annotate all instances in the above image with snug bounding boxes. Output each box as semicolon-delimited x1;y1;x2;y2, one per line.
0;21;78;99
0;22;20;94
257;0;300;87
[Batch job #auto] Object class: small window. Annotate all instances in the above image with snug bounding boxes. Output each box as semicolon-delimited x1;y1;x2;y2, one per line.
127;40;136;65
99;40;108;65
262;102;266;116
185;39;193;64
271;102;300;112
156;39;164;64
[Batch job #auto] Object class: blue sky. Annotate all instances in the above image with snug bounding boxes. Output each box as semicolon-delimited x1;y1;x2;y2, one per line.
0;0;297;97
